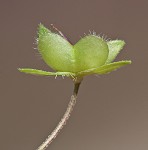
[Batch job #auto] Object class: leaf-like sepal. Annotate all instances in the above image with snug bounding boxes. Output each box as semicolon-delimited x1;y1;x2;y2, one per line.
18;68;75;77
106;40;125;64
93;60;131;74
38;24;75;72
74;35;109;72
77;60;131;76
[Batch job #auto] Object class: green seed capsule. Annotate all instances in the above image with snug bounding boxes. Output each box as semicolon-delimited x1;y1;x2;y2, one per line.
18;24;131;78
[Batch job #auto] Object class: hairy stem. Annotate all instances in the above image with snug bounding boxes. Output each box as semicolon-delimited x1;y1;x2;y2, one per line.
37;78;82;150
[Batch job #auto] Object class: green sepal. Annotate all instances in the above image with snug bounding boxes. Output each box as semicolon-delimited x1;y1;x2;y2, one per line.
74;35;109;72
77;60;131;76
18;68;75;77
93;60;131;74
106;40;125;64
38;24;75;72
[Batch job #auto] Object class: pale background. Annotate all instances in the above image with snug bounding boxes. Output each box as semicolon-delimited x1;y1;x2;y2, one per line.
0;0;148;150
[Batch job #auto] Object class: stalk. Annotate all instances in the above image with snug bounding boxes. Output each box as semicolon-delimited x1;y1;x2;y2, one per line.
37;78;82;150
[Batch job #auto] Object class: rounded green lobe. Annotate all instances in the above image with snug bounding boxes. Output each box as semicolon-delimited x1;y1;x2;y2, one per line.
74;35;109;72
38;25;75;72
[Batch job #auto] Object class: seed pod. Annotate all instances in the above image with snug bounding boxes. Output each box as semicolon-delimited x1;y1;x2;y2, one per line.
19;24;131;77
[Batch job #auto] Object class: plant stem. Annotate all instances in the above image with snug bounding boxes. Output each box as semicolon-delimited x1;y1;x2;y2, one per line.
36;78;82;150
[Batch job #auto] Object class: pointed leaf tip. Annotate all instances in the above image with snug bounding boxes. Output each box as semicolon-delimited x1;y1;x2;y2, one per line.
18;68;56;76
38;24;50;37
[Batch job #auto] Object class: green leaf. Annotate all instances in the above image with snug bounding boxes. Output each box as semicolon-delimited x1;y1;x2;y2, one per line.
18;68;75;77
38;24;75;72
77;60;131;76
106;40;125;64
74;35;109;72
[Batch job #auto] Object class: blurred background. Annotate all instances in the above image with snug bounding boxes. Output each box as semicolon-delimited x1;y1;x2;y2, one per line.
0;0;148;150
